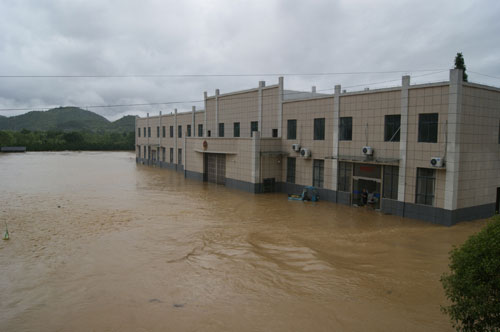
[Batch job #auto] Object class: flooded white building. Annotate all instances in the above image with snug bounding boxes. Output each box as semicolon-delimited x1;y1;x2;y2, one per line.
135;69;500;226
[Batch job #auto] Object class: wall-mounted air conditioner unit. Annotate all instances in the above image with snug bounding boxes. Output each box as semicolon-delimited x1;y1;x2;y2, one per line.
362;146;373;156
292;144;301;152
300;148;311;159
430;157;444;167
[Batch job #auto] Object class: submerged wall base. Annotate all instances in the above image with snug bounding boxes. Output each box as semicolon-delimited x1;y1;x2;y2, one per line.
137;160;495;226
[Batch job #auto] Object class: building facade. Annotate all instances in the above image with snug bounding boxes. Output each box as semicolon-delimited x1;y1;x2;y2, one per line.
136;69;500;226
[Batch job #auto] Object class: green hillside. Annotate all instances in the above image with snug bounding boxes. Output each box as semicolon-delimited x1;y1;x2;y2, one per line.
0;107;135;132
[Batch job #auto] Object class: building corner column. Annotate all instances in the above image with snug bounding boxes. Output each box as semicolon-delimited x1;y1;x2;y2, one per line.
174;109;178;163
203;92;208;138
258;81;265;136
191;106;196;137
332;85;341;191
278;77;284;138
215;89;219;137
251;131;261;191
444;69;463;211
398;75;410;202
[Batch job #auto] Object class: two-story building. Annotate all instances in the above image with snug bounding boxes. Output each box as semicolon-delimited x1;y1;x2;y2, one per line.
136;69;500;226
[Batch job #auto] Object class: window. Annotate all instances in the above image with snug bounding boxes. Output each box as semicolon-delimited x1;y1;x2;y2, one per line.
287;119;297;139
498;120;500;144
198;124;203;137
314;118;325;140
143;127;146;137
208;130;211;137
170;126;174;138
156;126;160;137
234;122;240;137
147;146;151;159
272;129;278;137
383;166;399;199
286;157;296;183
162;147;166;162
169;148;173;163
313;159;324;188
218;123;224;137
178;125;182;138
178;148;182;165
148;127;151;138
339;117;352;141
187;125;191;137
416;168;435;205
251;121;258;137
337;162;352;192
162;126;166;138
137;128;141;137
418;113;438;143
143;146;146;158
385;115;401;142
137;145;141;157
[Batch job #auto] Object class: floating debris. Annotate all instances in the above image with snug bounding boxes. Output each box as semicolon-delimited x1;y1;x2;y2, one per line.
173;303;184;308
3;222;9;240
148;298;162;303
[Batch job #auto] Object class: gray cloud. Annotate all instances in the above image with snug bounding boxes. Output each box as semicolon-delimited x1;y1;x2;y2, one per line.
1;0;499;120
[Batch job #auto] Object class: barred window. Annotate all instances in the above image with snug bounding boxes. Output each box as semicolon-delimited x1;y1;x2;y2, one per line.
337;162;352;192
187;125;191;137
156;126;160;137
169;148;173;163
148;127;151;137
137;128;141;137
416;168;435;205
383;166;399;199
178;125;182;138
313;159;324;188
170;126;174;138
198;124;203;137
162;126;166;138
178;148;182;165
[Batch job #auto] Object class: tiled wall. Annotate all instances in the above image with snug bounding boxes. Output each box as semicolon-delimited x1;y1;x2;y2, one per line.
457;85;500;209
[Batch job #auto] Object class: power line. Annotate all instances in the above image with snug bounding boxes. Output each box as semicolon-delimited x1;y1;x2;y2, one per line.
0;70;449;112
0;69;448;79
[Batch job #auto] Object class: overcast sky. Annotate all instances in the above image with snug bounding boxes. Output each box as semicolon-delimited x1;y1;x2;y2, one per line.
1;0;499;120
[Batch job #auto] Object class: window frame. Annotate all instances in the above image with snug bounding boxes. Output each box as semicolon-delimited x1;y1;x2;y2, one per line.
251;121;258;137
313;118;325;140
170;126;174;138
384;114;401;142
383;165;399;199
337;162;352;192
418;113;438;143
415;168;436;206
198;124;203;137
339;117;352;141
187;124;191;137
218;123;224;137
287;119;297;140
312;159;324;188
233;122;240;138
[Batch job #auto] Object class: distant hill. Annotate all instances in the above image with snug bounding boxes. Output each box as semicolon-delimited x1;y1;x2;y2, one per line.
0;107;135;132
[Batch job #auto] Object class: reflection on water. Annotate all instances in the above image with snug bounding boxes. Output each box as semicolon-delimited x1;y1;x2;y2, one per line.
0;152;486;331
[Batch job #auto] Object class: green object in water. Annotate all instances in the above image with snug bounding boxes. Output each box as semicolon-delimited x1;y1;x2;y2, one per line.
3;222;9;240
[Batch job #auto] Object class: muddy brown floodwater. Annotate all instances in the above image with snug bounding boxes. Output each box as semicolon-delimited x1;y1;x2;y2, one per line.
0;151;486;331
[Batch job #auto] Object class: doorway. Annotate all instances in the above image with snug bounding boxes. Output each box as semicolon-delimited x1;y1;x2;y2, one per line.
353;178;381;209
496;187;500;214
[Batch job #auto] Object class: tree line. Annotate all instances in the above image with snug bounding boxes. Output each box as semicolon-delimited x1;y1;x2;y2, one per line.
0;129;135;151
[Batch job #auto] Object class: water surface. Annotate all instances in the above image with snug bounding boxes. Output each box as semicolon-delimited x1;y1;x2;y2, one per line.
0;152;485;331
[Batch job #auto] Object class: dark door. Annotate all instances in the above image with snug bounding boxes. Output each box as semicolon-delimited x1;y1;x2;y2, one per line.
204;153;225;185
496;187;500;214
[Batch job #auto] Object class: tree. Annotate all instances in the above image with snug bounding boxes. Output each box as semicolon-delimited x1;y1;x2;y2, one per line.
441;215;500;331
454;52;468;82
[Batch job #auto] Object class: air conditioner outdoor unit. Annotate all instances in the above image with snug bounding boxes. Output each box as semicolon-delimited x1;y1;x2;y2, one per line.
362;146;374;156
430;157;444;167
300;148;311;159
292;144;301;152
